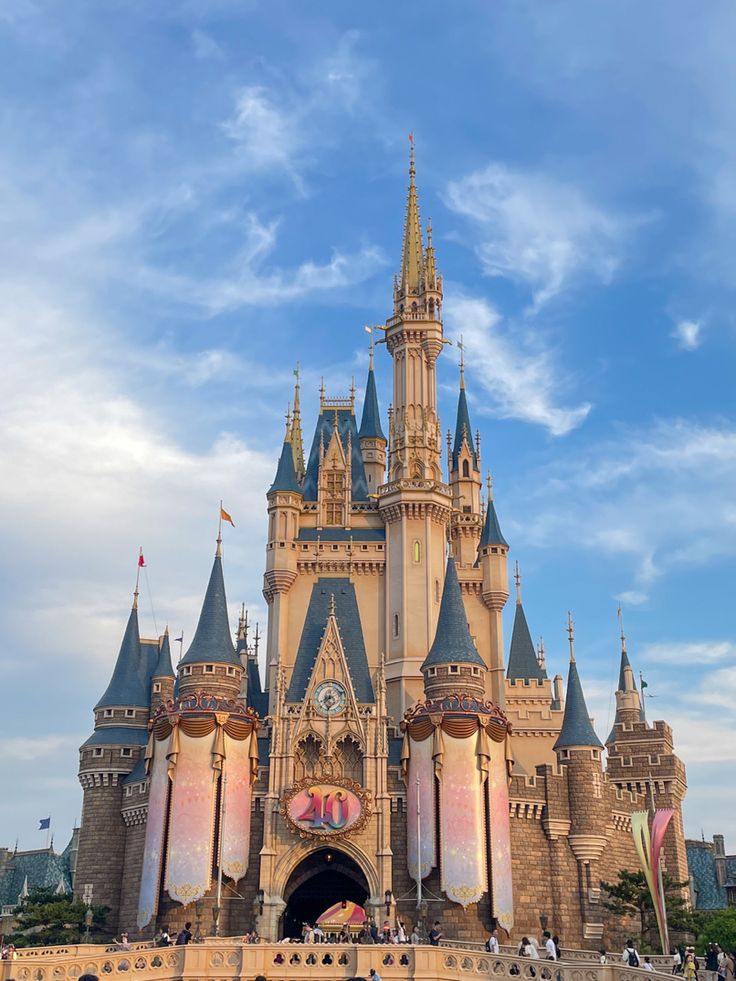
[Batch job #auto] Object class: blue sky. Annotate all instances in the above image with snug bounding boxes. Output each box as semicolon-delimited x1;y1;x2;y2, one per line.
1;1;735;854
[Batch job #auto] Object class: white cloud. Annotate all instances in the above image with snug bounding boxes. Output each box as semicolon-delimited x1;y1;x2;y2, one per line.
615;590;648;607
445;294;592;435
445;163;639;308
641;641;736;665
515;418;736;584
223;86;299;176
2;737;75;762
672;319;703;351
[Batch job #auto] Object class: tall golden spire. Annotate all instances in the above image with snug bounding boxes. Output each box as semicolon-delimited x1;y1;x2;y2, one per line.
289;363;306;481
425;217;437;288
399;136;424;296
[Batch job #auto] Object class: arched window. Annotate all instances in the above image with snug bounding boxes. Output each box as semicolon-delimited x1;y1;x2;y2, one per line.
413;540;421;564
335;736;363;783
393;613;400;639
462;459;470;478
295;735;322;781
435;579;441;602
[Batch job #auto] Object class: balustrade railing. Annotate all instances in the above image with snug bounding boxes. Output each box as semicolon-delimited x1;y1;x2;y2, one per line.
0;941;675;981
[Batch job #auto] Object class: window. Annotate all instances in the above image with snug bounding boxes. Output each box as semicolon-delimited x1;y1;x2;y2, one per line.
462;459;470;478
226;666;236;676
103;709;114;718
325;470;345;526
93;747;104;758
125;709;135;718
435;579;440;602
153;682;161;693
182;666;192;676
449;665;459;674
121;747;132;758
326;502;344;526
295;735;323;781
125;786;133;797
412;540;421;564
392;613;399;638
204;664;215;674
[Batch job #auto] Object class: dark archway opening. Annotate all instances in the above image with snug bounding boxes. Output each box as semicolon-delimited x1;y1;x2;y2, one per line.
282;848;369;939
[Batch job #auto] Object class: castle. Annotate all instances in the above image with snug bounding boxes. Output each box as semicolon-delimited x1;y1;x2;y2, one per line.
74;149;689;947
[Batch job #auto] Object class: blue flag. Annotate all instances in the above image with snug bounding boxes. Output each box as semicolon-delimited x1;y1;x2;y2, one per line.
39;817;51;830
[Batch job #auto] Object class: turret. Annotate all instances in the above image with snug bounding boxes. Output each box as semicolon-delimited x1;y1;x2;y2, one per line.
177;541;243;699
150;627;175;712
507;562;547;685
478;474;509;704
359;340;387;491
606;614;644;745
265;433;302;609
76;583;150;926
448;342;483;566
421;556;486;699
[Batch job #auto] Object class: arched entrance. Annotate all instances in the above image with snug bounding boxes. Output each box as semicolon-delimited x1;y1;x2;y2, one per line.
282;848;369;939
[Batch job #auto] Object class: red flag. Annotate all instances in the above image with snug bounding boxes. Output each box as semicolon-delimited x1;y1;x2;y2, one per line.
138;552;145;567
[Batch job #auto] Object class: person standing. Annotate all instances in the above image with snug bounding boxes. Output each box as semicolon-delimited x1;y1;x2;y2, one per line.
644;957;655;972
543;931;557;961
176;922;192;946
707;944;721;981
410;926;420;945
429;921;443;946
672;949;682;975
623;941;641;968
486;930;500;954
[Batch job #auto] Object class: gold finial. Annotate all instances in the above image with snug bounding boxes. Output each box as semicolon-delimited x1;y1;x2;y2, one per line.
514;560;521;605
408;131;415;178
567;611;575;663
216;501;223;558
486;470;494;501
285;402;292;437
350;375;356;407
319;376;325;404
329;593;337;618
254;621;260;658
427;217;433;247
617;605;627;655
458;334;465;389
332;407;339;430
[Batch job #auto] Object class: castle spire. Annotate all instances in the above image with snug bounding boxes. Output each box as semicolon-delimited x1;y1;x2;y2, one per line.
506;562;546;682
479;473;508;548
554;615;603;750
399;136;424;297
94;588;148;710
451;340;479;473
153;626;175;680
179;542;240;668
269;431;303;496
422;557;486;671
289;364;306;481
606;608;645;743
359;351;385;441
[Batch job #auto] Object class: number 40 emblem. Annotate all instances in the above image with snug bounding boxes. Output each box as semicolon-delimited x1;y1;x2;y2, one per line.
283;780;369;839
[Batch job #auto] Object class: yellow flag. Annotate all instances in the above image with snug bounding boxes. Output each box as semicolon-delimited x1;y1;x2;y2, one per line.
220;507;235;528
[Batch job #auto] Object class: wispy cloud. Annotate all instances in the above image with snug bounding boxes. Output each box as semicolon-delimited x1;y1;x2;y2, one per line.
445;294;591;435
3;736;74;762
517;418;736;585
445;163;640;308
672;319;703;351
641;640;736;665
615;590;648;607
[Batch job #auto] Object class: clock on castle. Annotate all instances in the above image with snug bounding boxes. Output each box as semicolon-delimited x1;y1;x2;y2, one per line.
74;146;689;947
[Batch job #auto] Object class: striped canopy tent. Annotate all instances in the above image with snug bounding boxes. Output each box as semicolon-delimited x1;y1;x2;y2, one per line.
317;901;366;931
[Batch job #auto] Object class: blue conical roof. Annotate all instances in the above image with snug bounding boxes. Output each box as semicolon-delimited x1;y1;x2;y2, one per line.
452;387;478;472
179;552;240;667
153;630;175;679
95;605;150;710
269;440;303;495
480;499;508;548
554;658;603;750
359;367;385;440
507;603;547;682
422;557;486;670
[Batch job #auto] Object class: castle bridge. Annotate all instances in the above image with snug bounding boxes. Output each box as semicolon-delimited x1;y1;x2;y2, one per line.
0;942;675;981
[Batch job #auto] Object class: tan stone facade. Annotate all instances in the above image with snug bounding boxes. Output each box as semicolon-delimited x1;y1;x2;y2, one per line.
74;152;688;950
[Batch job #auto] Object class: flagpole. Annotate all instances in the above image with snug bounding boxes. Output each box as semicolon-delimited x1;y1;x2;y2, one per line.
46;819;51;850
218;501;223;542
215;765;227;937
415;774;422;912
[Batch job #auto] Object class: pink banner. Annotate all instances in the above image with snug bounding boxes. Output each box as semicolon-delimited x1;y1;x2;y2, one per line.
220;733;253;882
165;731;216;905
439;732;486;907
136;736;170;929
488;740;514;933
406;734;436;881
651;809;674;954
